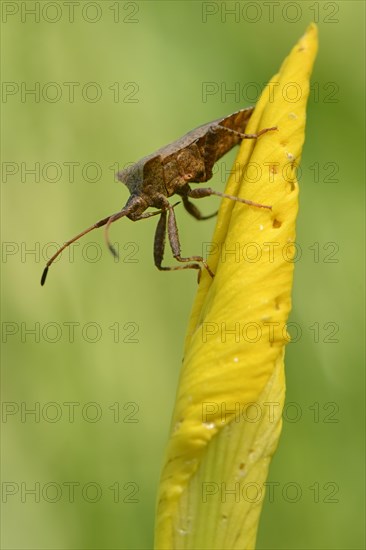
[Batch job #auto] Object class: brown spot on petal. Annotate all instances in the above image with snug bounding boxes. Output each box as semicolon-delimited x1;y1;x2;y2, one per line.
270;165;278;174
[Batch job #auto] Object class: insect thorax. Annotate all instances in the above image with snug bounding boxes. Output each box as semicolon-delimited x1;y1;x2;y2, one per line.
117;160;145;194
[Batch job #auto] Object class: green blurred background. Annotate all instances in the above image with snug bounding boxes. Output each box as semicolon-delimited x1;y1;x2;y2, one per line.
1;1;364;548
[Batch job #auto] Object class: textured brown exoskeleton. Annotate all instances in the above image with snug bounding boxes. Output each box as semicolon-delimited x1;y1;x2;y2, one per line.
41;107;276;285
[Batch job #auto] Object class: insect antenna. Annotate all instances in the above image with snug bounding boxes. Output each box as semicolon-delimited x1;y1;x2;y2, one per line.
41;202;139;286
104;210;127;259
40;214;113;286
41;200;180;286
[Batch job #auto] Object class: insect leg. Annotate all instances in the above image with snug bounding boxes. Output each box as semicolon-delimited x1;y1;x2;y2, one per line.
153;210;171;271
188;187;272;210
166;204;214;277
153;207;214;277
216;125;277;140
154;209;201;274
105;202;180;259
181;195;218;220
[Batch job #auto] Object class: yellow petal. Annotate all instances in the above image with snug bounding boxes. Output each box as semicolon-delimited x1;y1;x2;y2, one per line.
155;24;318;550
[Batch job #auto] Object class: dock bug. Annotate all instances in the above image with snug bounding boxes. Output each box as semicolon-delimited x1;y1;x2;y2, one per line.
41;107;276;285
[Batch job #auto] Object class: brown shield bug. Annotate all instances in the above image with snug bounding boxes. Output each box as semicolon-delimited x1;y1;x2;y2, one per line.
41;107;276;285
